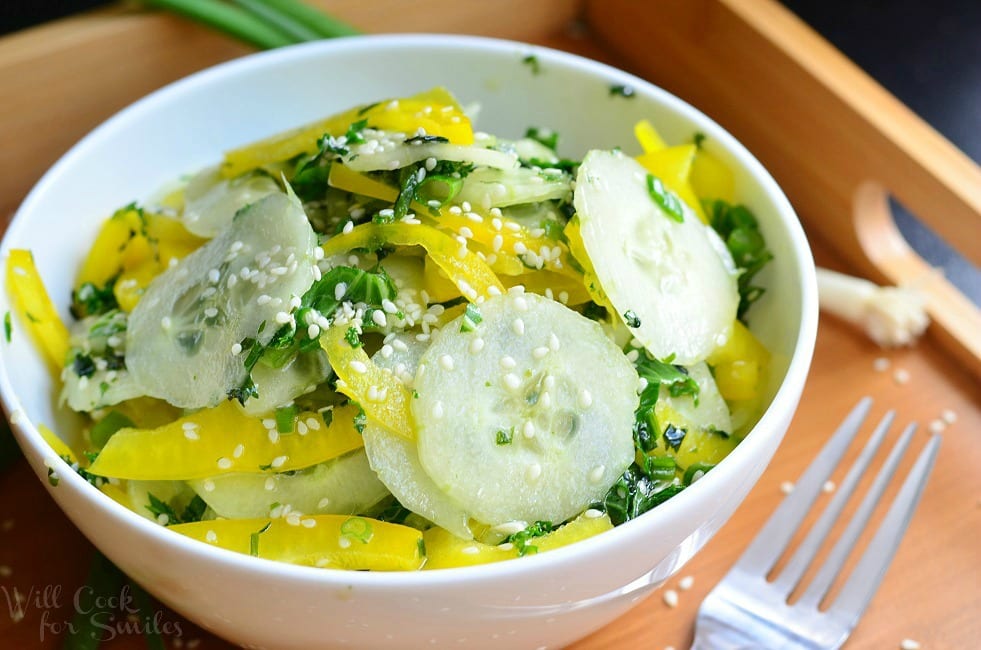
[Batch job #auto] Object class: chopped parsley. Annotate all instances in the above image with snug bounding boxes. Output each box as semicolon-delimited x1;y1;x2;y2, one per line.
504;520;554;556
495;427;514;445
646;174;685;222
524;127;558;151
344;326;362;348
705;200;774;321
71;279;119;319
522;54;541;75
146;493;207;526
3;311;10;342
622;310;641;328
693;131;706;149
609;84;635;98
601;463;684;525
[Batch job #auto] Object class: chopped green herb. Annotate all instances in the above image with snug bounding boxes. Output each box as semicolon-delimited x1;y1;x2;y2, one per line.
345;118;368;144
3;311;10;342
250;521;272;557
693;132;706;149
344;326;362;348
275;404;299;433
340;516;373;543
683;462;715;485
601;464;685;525
540;219;568;243
71;353;97;378
705;199;774;321
524;127;558;151
47;467;59;487
90;410;135;449
495;427;514;445
662;424;687;451
522;54;541;75
404;135;449;145
646;174;685;222
352;405;366;434
609;84;635;98
460;303;483;332
623;310;641;328
71;279;120;319
504;520;554;556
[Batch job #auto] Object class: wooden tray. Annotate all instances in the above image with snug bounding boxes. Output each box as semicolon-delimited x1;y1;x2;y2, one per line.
1;1;978;648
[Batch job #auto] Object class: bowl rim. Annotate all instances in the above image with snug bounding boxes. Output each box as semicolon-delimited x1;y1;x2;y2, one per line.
0;32;818;588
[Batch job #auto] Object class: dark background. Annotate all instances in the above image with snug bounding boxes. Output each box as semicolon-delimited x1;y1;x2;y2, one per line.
1;0;978;301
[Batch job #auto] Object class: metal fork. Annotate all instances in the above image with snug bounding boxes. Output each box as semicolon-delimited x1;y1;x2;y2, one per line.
692;397;941;650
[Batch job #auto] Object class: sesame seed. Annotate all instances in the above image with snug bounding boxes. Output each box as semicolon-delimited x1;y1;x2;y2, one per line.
264;477;276;491
307;323;321;339
231;342;242;355
268;429;280;444
822;480;836;493
873;357;891;372
349;360;368;374
499;355;517;370
233;444;244;458
271;455;288;468
558;291;569;304
487;286;502;296
372;310;387;327
156;513;170;525
439;354;455;371
540;391;552;408
275;311;292;325
306;417;321;431
578;389;593;409
513;242;528;255
893;368;911;384
160;316;172;330
548;333;560;351
286;513;302;526
432;401;444;420
470;337;485;354
257;294;271;305
512;318;525;336
678;575;694;591
928;419;945;434
338;536;352;549
183;429;199;441
206;530;218;543
301;518;316;528
207;268;221;283
217;457;232;470
588;465;605;484
780;481;795;494
342;221;355;234
663;589;679;608
941;408;957;424
523;421;535;438
318;497;331;509
504;373;521;391
461;545;480;555
526;463;543;482
900;640;921;650
583;508;604;519
334;282;348;301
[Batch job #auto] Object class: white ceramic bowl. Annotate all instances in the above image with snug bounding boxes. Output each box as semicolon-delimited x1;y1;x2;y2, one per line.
0;34;817;649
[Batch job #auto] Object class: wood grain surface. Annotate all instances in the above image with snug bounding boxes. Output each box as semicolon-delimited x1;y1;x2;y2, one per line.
1;2;978;649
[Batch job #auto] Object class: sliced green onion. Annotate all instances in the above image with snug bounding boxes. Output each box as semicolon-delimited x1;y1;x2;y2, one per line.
256;0;361;38
231;0;324;41
143;0;300;49
90;410;136;449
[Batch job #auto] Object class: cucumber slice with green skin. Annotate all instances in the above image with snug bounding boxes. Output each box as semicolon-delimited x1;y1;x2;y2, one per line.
574;150;739;364
189;450;389;520
126;192;317;409
343;138;519;173
182;166;281;238
412;291;638;527
361;336;474;539
456;167;571;211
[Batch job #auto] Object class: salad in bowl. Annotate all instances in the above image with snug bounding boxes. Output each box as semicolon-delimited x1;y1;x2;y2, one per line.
7;85;772;570
0;35;815;650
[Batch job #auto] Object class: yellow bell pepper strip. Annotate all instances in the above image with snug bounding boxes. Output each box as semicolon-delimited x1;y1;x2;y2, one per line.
422;255;463;303
562;218;611;310
636;144;708;223
321;222;504;303
501;270;592;306
6;249;70;372
326;163;579;281
88;401;363;480
221;87;473;178
706;319;770;401
320;324;415;441
690;147;735;203
109;396;183;430
171;515;425;571
423;512;613;570
634;118;668;153
39;423;76;463
76;206;206;312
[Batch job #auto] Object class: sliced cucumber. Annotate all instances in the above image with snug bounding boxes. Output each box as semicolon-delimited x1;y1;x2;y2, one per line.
182;166;281;238
242;349;331;416
361;337;474;539
499;137;560;165
60;311;142;412
188;450;389;519
412;291;638;527
343;138;519;173
574;150;739;364
456;167;571;210
654;362;738;471
125;192;317;408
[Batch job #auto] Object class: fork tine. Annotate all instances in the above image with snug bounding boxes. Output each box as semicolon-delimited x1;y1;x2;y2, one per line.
770;410;896;596
734;397;873;576
795;421;916;608
825;433;941;628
